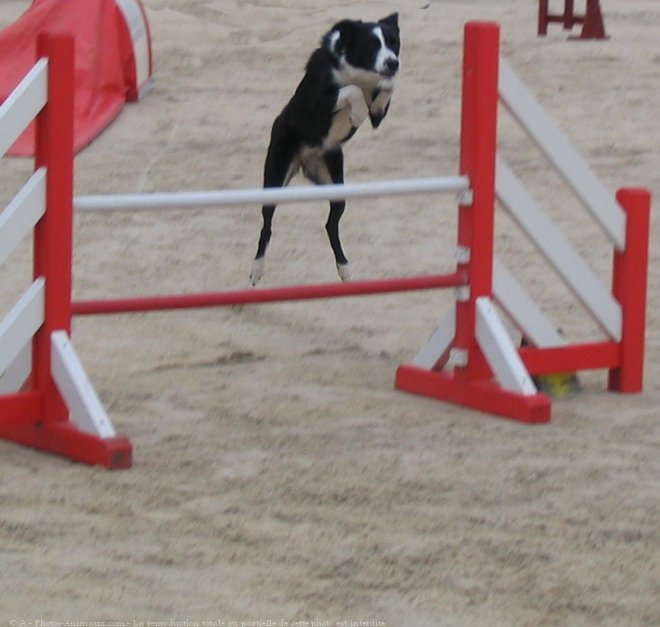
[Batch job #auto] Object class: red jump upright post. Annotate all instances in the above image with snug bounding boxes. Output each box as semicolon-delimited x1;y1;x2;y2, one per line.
395;22;551;424
453;20;499;384
32;32;75;428
608;188;651;393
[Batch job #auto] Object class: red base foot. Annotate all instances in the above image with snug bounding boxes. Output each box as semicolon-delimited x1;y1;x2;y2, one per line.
395;364;552;424
0;419;132;469
570;0;607;39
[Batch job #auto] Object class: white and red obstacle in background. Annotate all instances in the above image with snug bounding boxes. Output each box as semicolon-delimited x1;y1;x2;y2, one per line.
0;22;650;469
0;0;152;156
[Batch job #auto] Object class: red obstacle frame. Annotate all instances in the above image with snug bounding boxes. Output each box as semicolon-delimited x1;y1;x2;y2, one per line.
538;0;607;39
396;23;648;419
0;22;650;468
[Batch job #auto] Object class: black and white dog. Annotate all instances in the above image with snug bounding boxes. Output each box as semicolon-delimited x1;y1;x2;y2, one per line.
250;13;401;285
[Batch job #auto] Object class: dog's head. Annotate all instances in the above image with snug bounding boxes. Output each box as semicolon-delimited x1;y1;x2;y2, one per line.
324;13;401;87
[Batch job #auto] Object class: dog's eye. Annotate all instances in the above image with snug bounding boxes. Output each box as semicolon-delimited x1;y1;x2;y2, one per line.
383;33;400;54
368;36;381;55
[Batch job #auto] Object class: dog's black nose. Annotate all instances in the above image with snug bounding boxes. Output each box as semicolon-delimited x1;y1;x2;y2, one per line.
384;57;399;75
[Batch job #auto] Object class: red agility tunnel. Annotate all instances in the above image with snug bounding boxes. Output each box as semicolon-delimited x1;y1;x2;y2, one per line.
0;0;152;156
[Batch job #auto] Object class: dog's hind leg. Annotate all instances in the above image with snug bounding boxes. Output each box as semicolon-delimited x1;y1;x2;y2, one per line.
323;150;351;281
328;203;350;281
251;205;275;285
251;132;297;286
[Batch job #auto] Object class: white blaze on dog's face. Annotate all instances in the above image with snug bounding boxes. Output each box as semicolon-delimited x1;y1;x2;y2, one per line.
327;13;400;89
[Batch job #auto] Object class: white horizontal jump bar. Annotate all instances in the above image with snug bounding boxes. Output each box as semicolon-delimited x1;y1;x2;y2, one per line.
74;176;471;212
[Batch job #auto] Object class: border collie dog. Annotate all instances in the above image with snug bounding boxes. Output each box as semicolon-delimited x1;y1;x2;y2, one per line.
250;13;400;285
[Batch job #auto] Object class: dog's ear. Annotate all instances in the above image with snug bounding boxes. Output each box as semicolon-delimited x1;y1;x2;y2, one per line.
379;13;399;30
324;19;360;57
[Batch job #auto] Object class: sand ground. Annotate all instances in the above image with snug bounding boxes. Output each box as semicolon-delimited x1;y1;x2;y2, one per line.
0;0;658;624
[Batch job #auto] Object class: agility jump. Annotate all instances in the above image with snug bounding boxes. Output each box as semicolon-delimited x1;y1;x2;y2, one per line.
0;22;650;468
538;0;607;39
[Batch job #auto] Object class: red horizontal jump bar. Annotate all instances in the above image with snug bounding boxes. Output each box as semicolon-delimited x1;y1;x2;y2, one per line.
71;272;466;316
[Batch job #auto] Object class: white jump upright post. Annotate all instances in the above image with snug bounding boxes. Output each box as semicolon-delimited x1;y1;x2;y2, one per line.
0;34;132;468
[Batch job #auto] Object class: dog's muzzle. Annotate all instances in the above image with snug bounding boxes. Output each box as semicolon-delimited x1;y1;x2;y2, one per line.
381;57;399;78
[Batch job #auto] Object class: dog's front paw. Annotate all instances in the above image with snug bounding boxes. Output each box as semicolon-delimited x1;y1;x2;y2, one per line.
250;258;265;286
336;85;369;128
349;96;369;128
369;108;387;129
369;87;393;128
336;262;351;282
377;77;395;91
